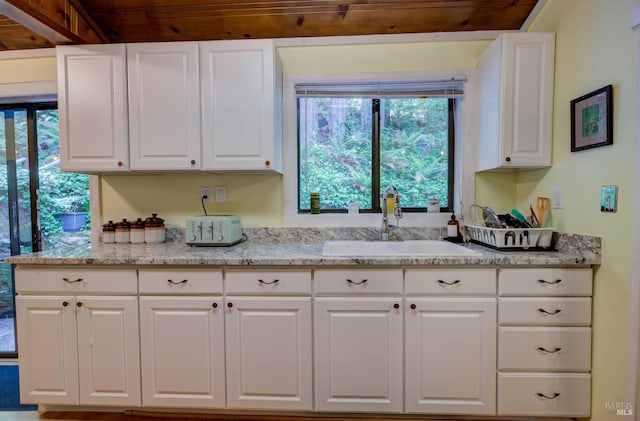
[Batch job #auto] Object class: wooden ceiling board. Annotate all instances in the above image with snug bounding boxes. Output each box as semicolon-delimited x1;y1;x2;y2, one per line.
0;13;53;49
0;0;540;50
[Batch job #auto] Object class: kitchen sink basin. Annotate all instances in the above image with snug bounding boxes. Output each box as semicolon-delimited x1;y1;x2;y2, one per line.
321;240;481;257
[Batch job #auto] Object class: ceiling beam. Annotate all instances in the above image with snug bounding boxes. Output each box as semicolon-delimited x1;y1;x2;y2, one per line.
0;0;107;45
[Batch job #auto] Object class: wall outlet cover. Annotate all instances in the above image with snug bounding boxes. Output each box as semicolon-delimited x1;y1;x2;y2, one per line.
601;185;618;212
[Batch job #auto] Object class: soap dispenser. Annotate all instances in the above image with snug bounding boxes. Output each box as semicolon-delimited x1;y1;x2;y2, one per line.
447;212;459;241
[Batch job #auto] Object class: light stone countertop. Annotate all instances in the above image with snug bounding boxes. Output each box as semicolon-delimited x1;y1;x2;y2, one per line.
3;227;601;267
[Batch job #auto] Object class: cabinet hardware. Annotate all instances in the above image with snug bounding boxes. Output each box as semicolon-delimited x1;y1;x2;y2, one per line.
410;304;417;310
258;279;279;285
62;301;69;307
437;279;461;286
190;159;196;165
536;346;562;353
227;302;233;308
537;279;562;285
212;303;218;308
537;308;562;315
506;156;511;162
393;303;400;309
265;160;271;167
346;279;368;285
537;392;560;399
167;279;188;285
62;277;83;283
76;302;83;307
117;161;123;167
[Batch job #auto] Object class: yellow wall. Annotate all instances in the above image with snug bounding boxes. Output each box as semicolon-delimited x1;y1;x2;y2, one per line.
476;1;639;419
0;56;56;84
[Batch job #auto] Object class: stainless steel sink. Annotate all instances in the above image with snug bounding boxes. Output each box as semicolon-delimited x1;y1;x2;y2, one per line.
321;240;481;257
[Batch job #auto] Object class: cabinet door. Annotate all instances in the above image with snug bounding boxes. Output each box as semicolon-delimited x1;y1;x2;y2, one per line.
75;296;140;406
16;296;79;405
139;297;225;408
314;298;403;413
57;44;129;172
128;42;201;170
405;298;496;415
225;297;312;410
476;33;554;171
200;39;282;172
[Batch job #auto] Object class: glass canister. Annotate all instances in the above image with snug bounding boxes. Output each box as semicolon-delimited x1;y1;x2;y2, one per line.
115;219;131;243
130;218;146;244
144;213;165;243
102;220;116;243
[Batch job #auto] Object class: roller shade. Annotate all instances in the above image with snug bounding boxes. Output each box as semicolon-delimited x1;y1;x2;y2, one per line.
295;78;465;98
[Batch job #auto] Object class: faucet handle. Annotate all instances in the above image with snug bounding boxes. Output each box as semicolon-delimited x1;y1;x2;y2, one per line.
394;205;403;220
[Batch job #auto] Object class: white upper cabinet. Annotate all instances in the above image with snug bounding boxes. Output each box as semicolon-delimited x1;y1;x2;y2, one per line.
127;42;201;170
200;39;282;172
57;44;129;172
476;33;555;171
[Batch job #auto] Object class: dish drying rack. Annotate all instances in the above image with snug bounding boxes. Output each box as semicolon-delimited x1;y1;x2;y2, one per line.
466;225;555;250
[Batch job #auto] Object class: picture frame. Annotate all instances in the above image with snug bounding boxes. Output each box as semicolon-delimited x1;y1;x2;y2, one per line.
570;85;613;152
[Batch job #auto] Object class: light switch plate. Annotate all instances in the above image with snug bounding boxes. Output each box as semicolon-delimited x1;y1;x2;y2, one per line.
601;185;618;212
553;188;563;209
215;185;228;203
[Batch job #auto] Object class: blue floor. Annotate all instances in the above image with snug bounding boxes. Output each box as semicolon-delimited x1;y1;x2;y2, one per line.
0;365;37;411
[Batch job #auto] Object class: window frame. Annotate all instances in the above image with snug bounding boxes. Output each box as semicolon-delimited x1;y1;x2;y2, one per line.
282;70;477;228
296;97;456;214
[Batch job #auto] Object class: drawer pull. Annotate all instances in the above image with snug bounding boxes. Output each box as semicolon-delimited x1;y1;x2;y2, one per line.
437;279;461;286
537;279;562;285
346;279;368;285
537;346;562;353
258;279;279;285
537;308;562;315
167;279;188;285
62;277;83;283
537;392;560;400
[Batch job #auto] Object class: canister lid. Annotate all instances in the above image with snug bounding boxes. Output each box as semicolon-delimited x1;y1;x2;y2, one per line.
144;213;164;228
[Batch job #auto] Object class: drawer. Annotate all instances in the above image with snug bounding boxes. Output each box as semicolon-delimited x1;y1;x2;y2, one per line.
15;267;137;294
405;268;496;295
314;269;402;295
139;269;223;294
498;327;591;371
499;297;592;326
225;270;311;295
498;268;592;296
498;373;591;417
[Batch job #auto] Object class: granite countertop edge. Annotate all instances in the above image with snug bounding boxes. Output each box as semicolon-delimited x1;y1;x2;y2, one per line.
3;231;601;267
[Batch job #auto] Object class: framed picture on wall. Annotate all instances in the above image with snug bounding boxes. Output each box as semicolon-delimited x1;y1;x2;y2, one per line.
570;84;613;152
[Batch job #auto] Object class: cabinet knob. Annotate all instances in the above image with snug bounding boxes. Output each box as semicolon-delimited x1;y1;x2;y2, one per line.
191;159;196;165
505;156;511;162
265;160;270;167
227;302;233;308
410;304;417;310
393;303;400;309
76;302;83;308
62;301;69;307
117;161;123;167
212;303;218;308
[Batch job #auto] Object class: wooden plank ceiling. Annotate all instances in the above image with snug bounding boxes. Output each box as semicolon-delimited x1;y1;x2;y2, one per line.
0;0;540;51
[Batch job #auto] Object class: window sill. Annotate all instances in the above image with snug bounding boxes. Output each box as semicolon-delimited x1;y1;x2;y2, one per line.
283;212;451;228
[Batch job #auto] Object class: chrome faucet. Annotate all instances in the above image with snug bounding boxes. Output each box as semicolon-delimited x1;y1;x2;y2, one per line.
380;184;403;240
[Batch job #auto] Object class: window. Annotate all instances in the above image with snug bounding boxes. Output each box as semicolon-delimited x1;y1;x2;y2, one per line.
296;79;462;214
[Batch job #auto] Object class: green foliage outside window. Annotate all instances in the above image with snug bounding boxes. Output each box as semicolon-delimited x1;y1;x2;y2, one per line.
299;97;452;211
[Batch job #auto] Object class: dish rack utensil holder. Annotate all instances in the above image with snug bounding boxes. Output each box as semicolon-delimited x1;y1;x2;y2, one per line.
466;225;554;250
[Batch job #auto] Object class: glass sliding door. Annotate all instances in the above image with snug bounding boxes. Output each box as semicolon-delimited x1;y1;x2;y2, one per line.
0;102;89;358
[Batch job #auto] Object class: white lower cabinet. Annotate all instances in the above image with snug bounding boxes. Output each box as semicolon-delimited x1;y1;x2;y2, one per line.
314;297;403;412
497;268;593;417
138;269;225;408
17;292;140;406
405;298;497;415
223;269;313;410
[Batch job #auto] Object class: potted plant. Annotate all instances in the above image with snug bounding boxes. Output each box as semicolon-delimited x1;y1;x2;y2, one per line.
53;194;89;232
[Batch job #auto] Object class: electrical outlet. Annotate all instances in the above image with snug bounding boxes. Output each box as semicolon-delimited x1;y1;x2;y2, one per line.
201;186;212;203
215;185;228;203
